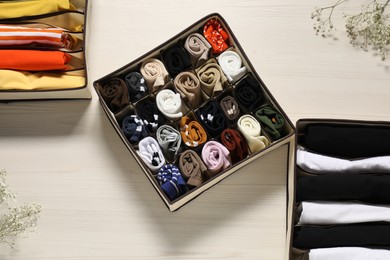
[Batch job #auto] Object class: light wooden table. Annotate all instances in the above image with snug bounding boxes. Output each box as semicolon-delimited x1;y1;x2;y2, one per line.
0;1;389;259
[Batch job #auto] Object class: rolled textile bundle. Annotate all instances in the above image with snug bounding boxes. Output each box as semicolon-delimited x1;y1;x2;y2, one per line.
196;59;228;97
184;33;211;67
99;78;129;113
221;128;249;163
179;116;207;148
219;95;240;121
156;125;181;161
0;0;74;19
155;89;183;120
162;44;192;77
254;105;285;140
0;50;71;71
140;58;169;93
138;136;165;173
217;50;247;83
305;247;390;260
203;19;229;54
201;141;231;176
178;150;209;187
237;115;269;153
234;76;264;112
157;164;186;201
0;25;76;49
174;71;202;108
136;99;165;133
124;72;148;102
121;114;148;144
0;70;85;90
196;101;226;138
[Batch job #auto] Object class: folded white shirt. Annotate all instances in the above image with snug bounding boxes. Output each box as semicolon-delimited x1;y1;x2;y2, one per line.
309;247;390;260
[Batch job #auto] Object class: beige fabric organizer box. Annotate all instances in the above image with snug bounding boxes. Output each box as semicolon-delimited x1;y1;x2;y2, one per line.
94;13;295;211
287;118;390;260
0;0;91;100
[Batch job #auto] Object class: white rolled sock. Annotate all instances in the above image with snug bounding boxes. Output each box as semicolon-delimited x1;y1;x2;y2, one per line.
218;50;247;83
297;146;390;174
237;115;269;153
156;89;183;120
298;201;390;225
137;136;165;173
309;247;390;260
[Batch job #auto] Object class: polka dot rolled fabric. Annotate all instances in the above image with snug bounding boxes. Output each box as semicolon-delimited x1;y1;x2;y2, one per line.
140;58;169;93
221;128;249;164
174;71;202;108
196;59;228;97
162;44;192;77
138;136;165;173
121;115;148;144
184;33;211;67
179;150;209;187
237;115;269;153
179;116;208;148
157;164;187;201
203;19;229;54
156;125;182;162
196;100;226;138
234;76;264;112
136;99;165;133
201;141;231;176
254;106;285;140
156;89;183;120
219;95;240;121
124;72;148;102
218;50;247;84
99;78;129;113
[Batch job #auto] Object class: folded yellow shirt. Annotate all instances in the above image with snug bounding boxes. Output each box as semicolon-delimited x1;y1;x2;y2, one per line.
0;70;85;90
0;0;73;19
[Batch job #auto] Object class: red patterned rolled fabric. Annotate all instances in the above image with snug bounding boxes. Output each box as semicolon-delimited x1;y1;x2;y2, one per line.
203;19;229;54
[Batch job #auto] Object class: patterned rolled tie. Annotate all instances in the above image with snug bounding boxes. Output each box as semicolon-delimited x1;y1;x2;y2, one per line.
138;136;165;173
121;115;148;144
203;19;229;54
157;164;187;201
234;75;264;112
179;116;207;148
196;100;226;138
196;59;228;97
156;125;182;162
174;71;202;109
99;78;129;113
136;99;165;133
237;115;269;153
219;95;240;121
178;150;209;187
218;50;247;83
140;58;169;93
162;44;192;77
0;50;71;71
254;106;286;140
184;33;212;67
155;89;183;120
0;25;76;49
124;72;148;102
201;141;231;176
221;128;249;163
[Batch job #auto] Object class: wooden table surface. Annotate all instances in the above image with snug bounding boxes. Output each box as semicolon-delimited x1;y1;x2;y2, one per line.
0;0;389;259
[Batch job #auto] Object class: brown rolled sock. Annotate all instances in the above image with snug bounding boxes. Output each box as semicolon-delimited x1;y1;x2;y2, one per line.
99;78;129;113
221;128;249;163
140;58;169;93
184;33;212;68
174;71;202;108
178;150;209;187
179;116;207;148
195;59;228;97
219;95;240;121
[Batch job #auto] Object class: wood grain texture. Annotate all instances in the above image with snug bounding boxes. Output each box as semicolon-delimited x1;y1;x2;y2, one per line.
0;0;389;259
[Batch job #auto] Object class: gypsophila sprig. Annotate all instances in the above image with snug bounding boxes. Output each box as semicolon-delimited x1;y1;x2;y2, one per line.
312;0;390;61
0;169;41;249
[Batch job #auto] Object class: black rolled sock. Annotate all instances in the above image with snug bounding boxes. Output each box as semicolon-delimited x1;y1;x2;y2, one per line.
162;44;192;77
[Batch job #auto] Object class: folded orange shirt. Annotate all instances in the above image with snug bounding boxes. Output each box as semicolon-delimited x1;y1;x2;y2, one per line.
0;50;71;71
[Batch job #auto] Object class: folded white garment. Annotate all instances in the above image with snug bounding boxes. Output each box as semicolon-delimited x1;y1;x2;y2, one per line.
156;89;183;120
309;247;390;260
137;136;165;173
217;50;247;83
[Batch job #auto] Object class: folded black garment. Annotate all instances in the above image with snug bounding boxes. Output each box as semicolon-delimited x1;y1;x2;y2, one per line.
196;100;227;138
296;174;390;204
234;75;264;112
293;223;390;249
162;44;192;77
99;78;129;113
301;123;390;159
136;99;166;133
255;105;285;140
124;72;148;102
